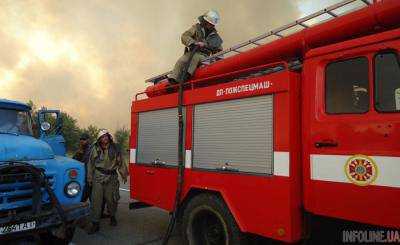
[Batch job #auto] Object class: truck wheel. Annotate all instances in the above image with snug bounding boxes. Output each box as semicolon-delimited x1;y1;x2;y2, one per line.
182;193;246;245
40;227;75;245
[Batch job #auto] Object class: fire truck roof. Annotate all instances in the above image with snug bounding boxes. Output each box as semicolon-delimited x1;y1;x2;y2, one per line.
145;0;375;84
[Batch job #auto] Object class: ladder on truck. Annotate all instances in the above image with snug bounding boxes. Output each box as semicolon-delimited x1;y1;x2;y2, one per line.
146;0;373;84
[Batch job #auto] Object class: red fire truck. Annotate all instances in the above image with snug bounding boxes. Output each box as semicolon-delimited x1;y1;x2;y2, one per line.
130;0;400;243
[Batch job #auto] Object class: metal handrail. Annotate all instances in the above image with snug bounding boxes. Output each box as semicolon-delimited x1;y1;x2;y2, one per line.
145;0;371;84
136;61;287;100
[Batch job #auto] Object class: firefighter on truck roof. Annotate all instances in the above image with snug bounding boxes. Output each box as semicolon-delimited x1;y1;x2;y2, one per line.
168;10;223;84
87;129;128;234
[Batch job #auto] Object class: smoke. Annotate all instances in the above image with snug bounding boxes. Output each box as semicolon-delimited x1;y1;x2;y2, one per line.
0;0;306;130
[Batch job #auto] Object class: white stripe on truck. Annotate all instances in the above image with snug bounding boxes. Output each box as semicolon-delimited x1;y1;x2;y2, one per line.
273;151;290;177
311;154;400;188
185;150;192;168
131;148;290;176
130;149;136;164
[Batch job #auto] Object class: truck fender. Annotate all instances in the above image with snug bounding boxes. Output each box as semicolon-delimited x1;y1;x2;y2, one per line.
180;186;246;232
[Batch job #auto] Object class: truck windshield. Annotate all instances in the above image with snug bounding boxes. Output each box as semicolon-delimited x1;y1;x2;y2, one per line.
0;109;33;135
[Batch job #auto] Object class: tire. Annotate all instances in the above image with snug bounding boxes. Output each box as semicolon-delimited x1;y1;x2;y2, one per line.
39;227;75;245
182;193;246;245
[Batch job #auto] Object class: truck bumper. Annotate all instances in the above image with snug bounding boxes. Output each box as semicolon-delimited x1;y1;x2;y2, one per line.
0;202;89;239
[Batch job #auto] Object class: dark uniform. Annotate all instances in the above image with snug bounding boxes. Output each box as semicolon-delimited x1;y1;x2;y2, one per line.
73;144;90;164
87;132;128;232
73;134;91;201
169;16;223;83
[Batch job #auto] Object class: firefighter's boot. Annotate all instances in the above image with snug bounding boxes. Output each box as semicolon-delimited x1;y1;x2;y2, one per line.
110;216;117;227
87;222;100;234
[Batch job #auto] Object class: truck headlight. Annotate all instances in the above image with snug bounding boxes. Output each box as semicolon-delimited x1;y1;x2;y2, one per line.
64;181;81;198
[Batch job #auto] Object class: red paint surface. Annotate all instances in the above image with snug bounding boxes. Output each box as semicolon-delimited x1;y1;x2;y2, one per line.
131;71;303;242
130;1;400;243
302;30;400;229
130;165;302;243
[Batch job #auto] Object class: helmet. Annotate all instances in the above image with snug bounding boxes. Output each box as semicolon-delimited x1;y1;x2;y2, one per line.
97;129;111;141
203;10;220;26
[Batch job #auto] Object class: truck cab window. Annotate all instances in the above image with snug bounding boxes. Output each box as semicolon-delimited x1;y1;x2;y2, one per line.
375;52;400;112
0;109;33;135
325;57;369;114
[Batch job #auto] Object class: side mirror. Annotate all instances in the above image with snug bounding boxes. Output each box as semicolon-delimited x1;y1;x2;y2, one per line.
395;88;400;110
37;109;62;137
41;122;51;132
37;109;66;156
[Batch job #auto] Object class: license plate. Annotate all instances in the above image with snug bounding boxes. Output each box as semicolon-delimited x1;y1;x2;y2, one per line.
0;221;36;235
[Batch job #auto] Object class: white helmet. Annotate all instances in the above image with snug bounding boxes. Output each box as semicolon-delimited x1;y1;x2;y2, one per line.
203;10;220;26
97;129;111;141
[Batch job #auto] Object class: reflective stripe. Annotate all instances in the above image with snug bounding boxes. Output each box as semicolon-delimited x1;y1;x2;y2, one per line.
185;150;192;168
274;151;290;177
130;149;136;164
311;154;400;188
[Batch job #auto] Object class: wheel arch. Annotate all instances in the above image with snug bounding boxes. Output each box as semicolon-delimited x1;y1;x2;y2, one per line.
179;187;245;232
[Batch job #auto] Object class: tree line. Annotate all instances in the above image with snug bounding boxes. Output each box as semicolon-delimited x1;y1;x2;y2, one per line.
27;100;130;156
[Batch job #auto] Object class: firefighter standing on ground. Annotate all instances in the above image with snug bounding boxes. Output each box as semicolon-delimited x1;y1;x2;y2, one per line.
87;129;128;234
169;10;223;83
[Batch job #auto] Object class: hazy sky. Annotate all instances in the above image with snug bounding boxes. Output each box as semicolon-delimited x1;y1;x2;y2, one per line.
0;0;342;130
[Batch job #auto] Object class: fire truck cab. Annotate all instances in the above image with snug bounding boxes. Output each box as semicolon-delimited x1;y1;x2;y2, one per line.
130;1;400;244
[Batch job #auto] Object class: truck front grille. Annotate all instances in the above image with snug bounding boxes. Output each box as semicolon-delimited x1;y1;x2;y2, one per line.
0;168;55;210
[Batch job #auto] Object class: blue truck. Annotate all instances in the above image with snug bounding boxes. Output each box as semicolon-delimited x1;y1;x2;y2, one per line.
0;99;89;243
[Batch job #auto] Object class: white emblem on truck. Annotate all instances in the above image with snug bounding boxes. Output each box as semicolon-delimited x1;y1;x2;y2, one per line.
345;155;378;186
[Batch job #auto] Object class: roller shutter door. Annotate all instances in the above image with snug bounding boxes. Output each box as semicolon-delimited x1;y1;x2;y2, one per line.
193;95;273;174
137;108;184;166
